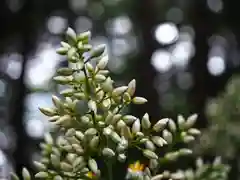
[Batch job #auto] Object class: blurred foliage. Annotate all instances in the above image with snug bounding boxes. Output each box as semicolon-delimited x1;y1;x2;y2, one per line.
195;76;240;159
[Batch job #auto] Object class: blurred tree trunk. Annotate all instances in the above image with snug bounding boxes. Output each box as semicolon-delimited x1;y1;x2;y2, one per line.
8;0;37;175
130;0;161;122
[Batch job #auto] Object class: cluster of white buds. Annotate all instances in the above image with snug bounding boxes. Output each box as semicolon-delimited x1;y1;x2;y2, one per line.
10;28;229;180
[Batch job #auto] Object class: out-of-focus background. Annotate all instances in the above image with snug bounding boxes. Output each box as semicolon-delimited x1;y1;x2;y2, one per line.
0;0;240;179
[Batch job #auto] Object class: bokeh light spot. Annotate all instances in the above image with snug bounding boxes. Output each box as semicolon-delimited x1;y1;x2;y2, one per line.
207;56;225;76
154;22;179;45
151;50;172;73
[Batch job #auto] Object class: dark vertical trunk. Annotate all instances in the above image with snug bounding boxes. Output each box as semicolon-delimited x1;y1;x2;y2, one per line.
9;0;36;175
188;1;213;128
129;0;161;122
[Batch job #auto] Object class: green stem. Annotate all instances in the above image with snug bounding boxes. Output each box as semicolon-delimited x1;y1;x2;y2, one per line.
107;161;113;180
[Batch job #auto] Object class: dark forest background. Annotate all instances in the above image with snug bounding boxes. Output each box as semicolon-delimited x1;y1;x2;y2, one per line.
0;0;240;179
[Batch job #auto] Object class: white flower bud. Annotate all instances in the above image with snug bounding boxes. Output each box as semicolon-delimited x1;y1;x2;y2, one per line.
85;128;97;136
141;113;151;129
110;131;121;143
127;79;136;96
121;126;132;140
149;159;158;169
60;162;72;172
95;74;106;82
132;119;141;133
145;140;156;151
151;136;167;147
56;47;68;55
185;114;198;129
103;127;112;136
118;154;126;162
35;172;48;178
44;133;53;145
188;128;201;135
39;107;56;117
183;135;195;143
117;120;126;130
168;119;177;132
97;55;109;69
163;130;173;144
132;97;148;104
177;115;185;130
88;159;98;174
73;157;85;168
66;27;77;43
143;150;158;159
74;71;86;82
51;154;60;167
112;86;128;96
77;31;91;42
179;148;192;156
75;131;84;140
57;67;74;76
123;115;137;124
53;76;73;84
91;44;105;58
153;118;169;132
55;115;71;125
88;100;97;113
33;161;46;171
22;168;31;180
102;148;115;157
101;77;113;92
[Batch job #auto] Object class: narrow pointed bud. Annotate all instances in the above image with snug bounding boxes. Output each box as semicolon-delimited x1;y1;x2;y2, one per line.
168;119;177;132
153;118;169;132
145;140;156;151
105;112;114;125
88;159;98;174
58;68;74;77
90;136;99;149
132;119;141;133
141;113;151;129
97;56;109;69
163;130;173;144
101;77;113;92
132;97;148;104
53;76;73;84
110;131;121;143
95;74;106;82
188;128;201;136
151;136;167;147
85;128;97;136
183;135;195;143
127;79;136;96
118;154;126;162
52;95;62;109
102;148;115;157
74;71;86;82
35;172;48;178
86;62;94;73
77;31;91;42
75;131;84;140
60;162;72;172
179;148;192;156
112;86;128;96
44;133;53;145
66;27;77;43
22;168;31;180
122;126;132;140
88;100;97;113
177;115;185;130
143;150;158;159
123;115;137;124
51;154;60;168
90;44;105;58
33;161;46;171
185;114;198;129
39;107;56;117
56;47;68;55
